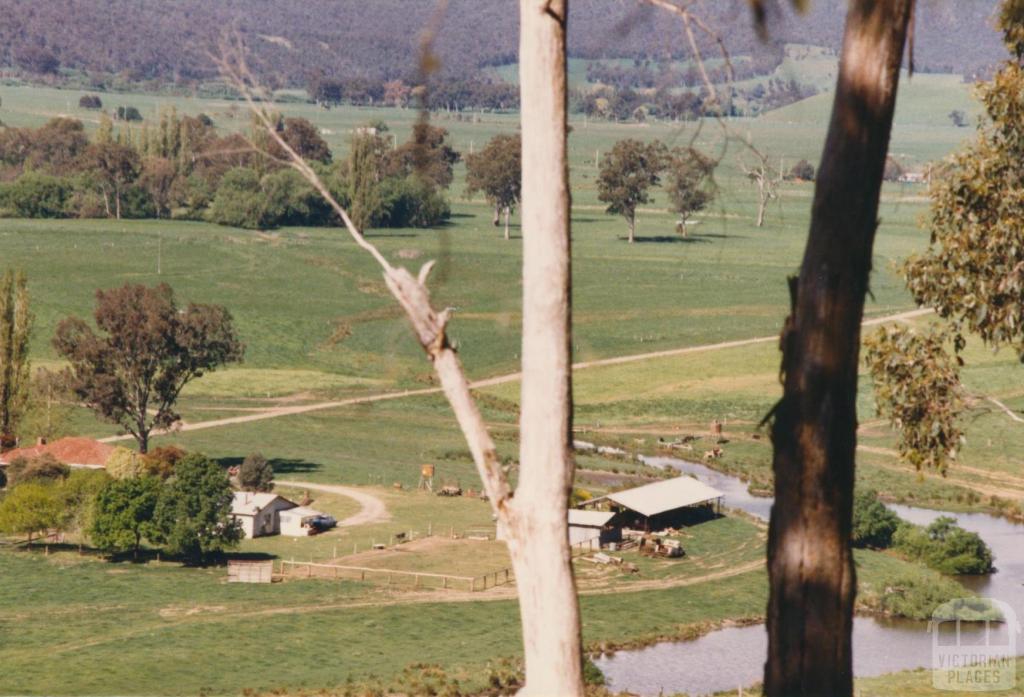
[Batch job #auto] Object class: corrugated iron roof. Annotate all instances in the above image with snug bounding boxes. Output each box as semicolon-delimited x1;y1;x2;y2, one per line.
604;476;723;517
231;492;295;516
568;509;617;527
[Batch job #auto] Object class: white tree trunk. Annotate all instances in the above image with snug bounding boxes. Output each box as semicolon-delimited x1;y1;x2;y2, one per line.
512;1;584;695
504;206;511;240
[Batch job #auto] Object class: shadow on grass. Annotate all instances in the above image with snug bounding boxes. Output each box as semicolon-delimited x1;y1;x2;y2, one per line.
214;456;321;475
622;235;713;244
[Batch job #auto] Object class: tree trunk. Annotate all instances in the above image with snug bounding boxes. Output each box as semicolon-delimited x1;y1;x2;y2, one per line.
137;428;149;455
493;203;501;227
504;206;511;240
765;3;914;696
627;212;636;243
513;1;584;695
115;188;122;220
756;197;766;227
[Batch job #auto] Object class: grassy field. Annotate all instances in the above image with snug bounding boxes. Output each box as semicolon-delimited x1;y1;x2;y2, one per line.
0;68;1020;696
0;516;964;696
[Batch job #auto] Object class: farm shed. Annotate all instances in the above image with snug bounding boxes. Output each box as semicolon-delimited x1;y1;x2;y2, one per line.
231;492;298;539
279;506;328;537
568;509;622;548
580;475;723;530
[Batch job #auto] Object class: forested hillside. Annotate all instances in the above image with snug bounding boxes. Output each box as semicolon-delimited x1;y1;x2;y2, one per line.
0;0;1006;89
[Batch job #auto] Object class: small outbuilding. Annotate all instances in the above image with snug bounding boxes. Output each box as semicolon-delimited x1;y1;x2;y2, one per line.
278;506;329;537
579;475;724;531
568;509;622;548
231;492;298;539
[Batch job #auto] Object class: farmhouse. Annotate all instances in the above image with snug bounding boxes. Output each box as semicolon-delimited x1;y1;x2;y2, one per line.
578;475;724;531
231;492;299;538
0;437;114;469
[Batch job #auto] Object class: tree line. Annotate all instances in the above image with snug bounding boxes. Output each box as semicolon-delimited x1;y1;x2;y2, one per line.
0;111;460;231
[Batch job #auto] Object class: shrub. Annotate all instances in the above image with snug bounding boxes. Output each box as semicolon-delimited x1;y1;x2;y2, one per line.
787;159;815;181
115;106;143;122
0;173;72;218
105;446;144;480
141;445;186;480
5;453;70;487
894;516;994;574
0;480;63;540
851;489;902;549
206;167;267;229
78;95;103;110
863;573;982;620
238;452;274;492
376;175;451;228
60;468;112;536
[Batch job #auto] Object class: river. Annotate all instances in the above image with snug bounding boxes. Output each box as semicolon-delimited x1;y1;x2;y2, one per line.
591;456;1024;697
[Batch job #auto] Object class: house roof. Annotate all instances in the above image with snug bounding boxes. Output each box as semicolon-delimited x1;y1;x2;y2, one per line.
568;509;617;528
231;492;295;516
0;437;114;467
597;476;723;518
279;506;325;519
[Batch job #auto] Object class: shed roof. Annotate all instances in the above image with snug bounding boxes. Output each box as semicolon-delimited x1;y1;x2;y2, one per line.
601;476;723;517
568;509;617;527
231;492;295;516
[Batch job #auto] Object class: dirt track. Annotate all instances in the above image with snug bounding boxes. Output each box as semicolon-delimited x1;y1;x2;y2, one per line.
98;307;935;443
280;480;391;527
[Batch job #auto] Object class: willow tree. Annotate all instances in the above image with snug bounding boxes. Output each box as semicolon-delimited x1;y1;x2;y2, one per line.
766;2;915;695
0;270;32;450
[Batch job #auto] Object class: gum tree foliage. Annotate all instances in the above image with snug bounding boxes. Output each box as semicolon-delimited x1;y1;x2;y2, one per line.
465;133;522;240
863;325;965;474
53;284;244;453
90;475;161;557
150;452;240;564
665;146;716;236
0;269;32;448
597;138;668;243
238;452;274;492
904;2;1024;360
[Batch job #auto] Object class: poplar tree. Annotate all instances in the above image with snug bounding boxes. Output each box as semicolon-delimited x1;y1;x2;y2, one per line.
0;270;32;450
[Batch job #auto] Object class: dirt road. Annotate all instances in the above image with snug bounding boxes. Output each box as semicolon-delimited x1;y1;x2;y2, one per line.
280;480;391;527
98;307;934;443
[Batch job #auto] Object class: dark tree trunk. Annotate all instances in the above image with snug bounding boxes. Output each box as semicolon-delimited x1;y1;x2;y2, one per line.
765;2;914;696
137;428;149;455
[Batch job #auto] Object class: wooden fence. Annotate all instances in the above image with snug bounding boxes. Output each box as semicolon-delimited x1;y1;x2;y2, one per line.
279;560;514;592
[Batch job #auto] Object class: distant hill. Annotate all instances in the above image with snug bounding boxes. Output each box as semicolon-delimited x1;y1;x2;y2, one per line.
0;0;1007;88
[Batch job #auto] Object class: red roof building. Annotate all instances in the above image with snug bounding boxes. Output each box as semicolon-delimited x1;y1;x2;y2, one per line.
0;437;115;468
